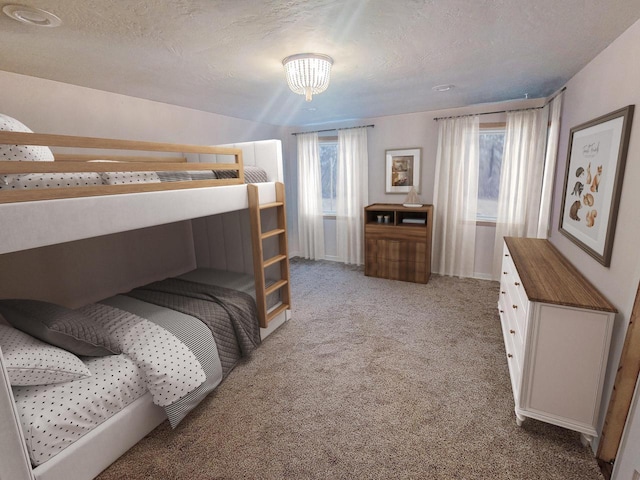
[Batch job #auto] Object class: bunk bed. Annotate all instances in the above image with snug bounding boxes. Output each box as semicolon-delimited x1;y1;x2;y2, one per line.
0;120;292;480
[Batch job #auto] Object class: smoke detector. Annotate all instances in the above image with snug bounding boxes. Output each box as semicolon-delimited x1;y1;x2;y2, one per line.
2;4;61;27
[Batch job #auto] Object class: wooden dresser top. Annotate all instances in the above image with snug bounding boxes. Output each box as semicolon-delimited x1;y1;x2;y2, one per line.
504;237;617;313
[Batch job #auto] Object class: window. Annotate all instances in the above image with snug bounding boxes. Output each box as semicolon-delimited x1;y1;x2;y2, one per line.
320;137;338;214
477;127;505;222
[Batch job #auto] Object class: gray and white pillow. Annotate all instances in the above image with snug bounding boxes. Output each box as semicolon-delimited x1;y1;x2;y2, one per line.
0;324;91;386
0;113;54;185
0;299;121;356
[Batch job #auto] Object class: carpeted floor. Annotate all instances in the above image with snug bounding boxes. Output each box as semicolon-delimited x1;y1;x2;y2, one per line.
97;259;604;480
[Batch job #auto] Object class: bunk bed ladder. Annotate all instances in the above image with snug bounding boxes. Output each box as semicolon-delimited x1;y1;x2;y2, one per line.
248;182;291;328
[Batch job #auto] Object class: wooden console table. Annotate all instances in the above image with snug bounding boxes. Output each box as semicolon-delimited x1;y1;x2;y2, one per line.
364;203;433;284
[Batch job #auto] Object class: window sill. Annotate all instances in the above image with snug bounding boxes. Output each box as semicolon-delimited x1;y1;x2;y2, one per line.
476;220;496;227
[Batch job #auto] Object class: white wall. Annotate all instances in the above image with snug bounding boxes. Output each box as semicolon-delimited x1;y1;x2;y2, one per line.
286;98;543;279
544;19;640;476
0;70;287;144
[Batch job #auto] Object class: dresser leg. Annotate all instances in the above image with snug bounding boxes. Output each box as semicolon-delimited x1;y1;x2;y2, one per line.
580;433;594;447
515;413;526;426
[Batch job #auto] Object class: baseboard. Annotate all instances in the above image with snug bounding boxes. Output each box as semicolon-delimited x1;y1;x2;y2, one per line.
472;273;495;281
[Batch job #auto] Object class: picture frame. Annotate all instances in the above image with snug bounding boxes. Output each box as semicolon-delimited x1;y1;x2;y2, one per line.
559;105;634;267
385;148;421;193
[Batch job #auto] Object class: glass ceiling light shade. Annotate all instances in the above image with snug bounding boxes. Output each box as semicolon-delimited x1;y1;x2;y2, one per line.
282;53;333;102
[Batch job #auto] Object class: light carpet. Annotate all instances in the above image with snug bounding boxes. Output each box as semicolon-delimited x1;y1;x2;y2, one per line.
97;259;604;479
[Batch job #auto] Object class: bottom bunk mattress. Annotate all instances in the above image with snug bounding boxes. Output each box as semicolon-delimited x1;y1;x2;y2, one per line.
6;271;263;469
12;354;147;467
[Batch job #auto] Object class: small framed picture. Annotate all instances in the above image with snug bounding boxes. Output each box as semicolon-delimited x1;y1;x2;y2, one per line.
385;148;421;193
558;105;634;266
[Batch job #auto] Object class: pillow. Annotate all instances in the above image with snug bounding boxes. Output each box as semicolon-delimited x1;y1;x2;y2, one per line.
0;113;54;185
0;324;91;386
0;299;121;356
0;172;102;191
100;171;161;185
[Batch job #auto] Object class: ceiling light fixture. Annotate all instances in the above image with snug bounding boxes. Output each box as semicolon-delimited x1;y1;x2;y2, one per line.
282;53;333;102
2;4;61;27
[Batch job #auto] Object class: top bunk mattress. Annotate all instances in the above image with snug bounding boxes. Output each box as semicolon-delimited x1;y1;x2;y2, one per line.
0;114;284;255
0;166;268;191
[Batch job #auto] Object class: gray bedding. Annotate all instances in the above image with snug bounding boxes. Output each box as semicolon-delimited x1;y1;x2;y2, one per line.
100;295;223;428
126;278;261;378
178;268;281;310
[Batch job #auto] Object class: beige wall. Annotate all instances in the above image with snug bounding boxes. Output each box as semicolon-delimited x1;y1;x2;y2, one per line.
547;20;640;476
287;98;543;278
0;70;287;144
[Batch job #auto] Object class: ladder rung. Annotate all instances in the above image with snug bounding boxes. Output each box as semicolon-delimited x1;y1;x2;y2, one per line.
261;228;285;240
267;303;290;321
265;279;288;296
263;254;287;268
259;201;284;210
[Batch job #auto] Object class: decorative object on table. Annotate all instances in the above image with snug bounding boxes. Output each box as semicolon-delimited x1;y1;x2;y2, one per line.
403;186;423;207
385;148;421;193
559;105;634;266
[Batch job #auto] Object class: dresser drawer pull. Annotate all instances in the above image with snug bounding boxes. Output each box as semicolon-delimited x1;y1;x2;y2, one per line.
512;305;518;310
499;310;504;313
501;291;506;295
504;254;509;257
507;353;513;358
514;282;520;286
509;329;515;335
503;271;508;275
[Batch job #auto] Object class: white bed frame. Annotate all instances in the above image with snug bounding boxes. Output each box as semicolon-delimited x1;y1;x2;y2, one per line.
0;139;291;480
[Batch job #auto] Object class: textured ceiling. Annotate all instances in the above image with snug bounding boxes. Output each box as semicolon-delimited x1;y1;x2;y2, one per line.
1;0;640;127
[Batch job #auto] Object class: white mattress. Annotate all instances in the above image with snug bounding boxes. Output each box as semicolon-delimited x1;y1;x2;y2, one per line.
12;269;269;468
12;354;146;467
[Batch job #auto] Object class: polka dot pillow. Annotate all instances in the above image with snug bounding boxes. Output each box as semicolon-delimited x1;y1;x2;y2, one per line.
0;113;54;185
0;324;91;386
100;171;161;185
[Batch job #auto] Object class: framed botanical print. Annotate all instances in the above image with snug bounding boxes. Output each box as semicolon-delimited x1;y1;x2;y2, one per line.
559;105;634;266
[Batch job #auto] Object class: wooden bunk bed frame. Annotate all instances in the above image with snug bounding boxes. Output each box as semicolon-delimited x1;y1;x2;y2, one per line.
0;130;291;330
0;131;245;204
0;131;291;480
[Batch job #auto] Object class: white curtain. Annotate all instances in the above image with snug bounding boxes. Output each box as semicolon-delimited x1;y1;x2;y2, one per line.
336;127;369;265
297;132;325;260
432;116;480;277
537;92;564;237
492;106;549;279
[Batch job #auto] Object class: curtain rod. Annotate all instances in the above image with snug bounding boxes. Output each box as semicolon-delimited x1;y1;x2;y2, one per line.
432;87;567;121
291;124;375;136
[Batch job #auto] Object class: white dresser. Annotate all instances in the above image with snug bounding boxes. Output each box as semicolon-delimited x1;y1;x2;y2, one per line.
499;237;616;444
